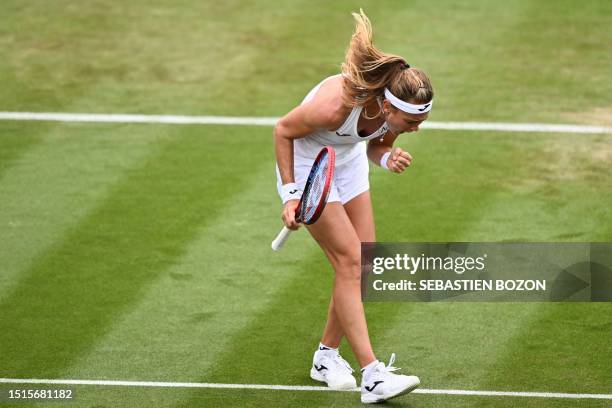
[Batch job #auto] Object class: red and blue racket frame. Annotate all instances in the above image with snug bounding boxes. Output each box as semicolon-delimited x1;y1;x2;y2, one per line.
297;145;336;225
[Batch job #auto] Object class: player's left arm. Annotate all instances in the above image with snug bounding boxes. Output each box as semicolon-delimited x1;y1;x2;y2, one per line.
367;133;413;173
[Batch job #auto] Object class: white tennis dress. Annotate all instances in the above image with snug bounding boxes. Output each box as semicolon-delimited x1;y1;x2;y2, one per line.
276;74;390;204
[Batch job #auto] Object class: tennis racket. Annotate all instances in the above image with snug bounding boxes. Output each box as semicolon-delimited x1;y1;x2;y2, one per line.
271;146;336;251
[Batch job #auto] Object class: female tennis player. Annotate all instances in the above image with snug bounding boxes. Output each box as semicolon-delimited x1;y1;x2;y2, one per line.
274;10;433;404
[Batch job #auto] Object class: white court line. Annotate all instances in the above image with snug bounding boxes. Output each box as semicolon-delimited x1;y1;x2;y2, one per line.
1;111;611;134
0;112;278;126
0;378;610;400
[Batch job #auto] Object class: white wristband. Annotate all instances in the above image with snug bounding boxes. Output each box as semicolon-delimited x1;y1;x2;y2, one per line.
280;183;302;203
380;151;391;170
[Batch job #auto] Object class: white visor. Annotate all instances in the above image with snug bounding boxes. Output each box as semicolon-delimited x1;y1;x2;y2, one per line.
384;88;432;114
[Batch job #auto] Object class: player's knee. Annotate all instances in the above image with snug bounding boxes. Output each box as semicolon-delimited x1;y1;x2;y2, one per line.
332;252;361;280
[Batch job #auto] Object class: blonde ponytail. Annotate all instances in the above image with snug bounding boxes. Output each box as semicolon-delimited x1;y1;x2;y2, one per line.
341;9;434;109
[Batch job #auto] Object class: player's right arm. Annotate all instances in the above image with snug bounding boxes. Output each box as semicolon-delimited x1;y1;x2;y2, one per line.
274;97;346;230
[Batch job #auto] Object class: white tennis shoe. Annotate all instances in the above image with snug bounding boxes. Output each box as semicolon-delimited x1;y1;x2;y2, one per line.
360;353;420;404
310;347;357;390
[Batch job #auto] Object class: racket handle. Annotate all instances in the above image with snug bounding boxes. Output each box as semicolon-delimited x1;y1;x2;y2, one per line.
271;226;292;251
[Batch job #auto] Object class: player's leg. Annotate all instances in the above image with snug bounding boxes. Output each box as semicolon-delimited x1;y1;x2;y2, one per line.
320;297;342;348
344;191;376;241
316;184;419;403
306;202;376;368
320;191;375;348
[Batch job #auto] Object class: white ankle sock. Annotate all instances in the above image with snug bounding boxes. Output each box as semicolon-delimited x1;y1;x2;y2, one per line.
318;342;338;352
360;359;379;381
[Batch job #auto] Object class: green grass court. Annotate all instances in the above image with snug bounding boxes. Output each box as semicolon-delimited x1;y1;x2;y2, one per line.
1;1;611;407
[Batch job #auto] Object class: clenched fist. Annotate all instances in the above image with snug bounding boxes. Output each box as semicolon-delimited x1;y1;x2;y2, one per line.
385;147;413;173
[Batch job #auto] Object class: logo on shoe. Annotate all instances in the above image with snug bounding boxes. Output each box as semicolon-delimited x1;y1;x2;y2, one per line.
365;380;384;392
313;364;328;372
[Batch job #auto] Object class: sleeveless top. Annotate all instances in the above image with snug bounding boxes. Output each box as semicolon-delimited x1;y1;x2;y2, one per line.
293;74;390;166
